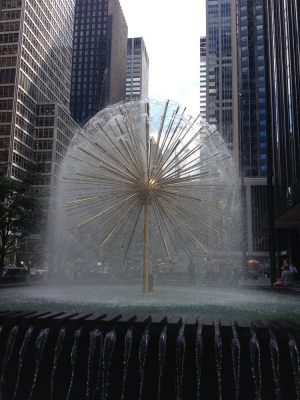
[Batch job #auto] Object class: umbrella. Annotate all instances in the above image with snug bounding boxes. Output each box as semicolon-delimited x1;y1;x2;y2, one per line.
247;259;259;265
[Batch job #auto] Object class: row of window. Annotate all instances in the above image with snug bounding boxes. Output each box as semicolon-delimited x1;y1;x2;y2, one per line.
13;150;31;170
56;141;67;156
18;84;42;117
35;116;54;127
0;111;12;123
57;130;71;148
0;10;21;21
0;32;19;43
34;128;53;139
0;21;20;32
34;139;53;150
0;98;13;110
37;104;55;116
58;107;79;131
0;137;10;149
0;55;17;67
17;102;35;125
11;165;25;180
34;151;52;162
16;113;34;135
57;119;75;140
0;125;10;135
1;0;22;9
0;43;18;55
14;139;32;159
15;127;34;147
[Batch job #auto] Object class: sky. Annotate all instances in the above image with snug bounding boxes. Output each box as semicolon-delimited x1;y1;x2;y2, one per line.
120;0;206;115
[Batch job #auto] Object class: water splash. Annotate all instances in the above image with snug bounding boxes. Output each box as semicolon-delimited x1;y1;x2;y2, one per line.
50;326;67;400
195;321;203;400
249;329;261;400
102;330;117;400
231;325;240;400
92;330;104;400
58;100;241;291
139;324;150;400
214;320;223;400
86;328;102;400
66;328;82;400
28;327;50;400
288;334;300;400
176;321;186;400
268;330;281;400
157;324;167;400
0;325;19;398
13;326;34;400
121;326;133;400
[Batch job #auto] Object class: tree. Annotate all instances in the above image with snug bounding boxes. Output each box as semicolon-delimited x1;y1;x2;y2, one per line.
0;167;41;275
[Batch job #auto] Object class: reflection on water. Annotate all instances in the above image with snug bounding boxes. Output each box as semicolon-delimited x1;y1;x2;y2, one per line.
0;284;300;322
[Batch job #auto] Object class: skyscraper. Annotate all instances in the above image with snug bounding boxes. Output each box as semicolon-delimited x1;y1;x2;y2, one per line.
205;0;239;155
0;0;79;188
239;1;268;178
237;0;269;260
199;36;207;120
126;37;149;101
70;0;128;125
266;0;300;265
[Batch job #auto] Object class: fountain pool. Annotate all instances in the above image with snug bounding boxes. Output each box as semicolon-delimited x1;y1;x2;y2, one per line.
1;283;300;323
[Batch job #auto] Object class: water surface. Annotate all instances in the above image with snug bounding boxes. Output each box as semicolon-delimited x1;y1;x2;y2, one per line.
1;284;299;323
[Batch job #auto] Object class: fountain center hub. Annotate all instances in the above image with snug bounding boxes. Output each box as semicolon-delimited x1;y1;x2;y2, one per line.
140;177;159;198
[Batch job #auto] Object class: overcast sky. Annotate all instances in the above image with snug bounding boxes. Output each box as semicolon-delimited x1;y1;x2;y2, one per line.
120;0;206;114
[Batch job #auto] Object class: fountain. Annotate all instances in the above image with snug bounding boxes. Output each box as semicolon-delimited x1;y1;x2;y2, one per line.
0;101;300;399
52;99;242;292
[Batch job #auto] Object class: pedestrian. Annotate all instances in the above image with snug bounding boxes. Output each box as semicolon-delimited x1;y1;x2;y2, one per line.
287;259;298;276
273;263;294;288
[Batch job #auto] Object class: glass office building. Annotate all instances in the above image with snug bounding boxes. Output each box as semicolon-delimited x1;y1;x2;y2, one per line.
206;0;238;152
126;37;149;101
237;0;269;258
0;0;79;185
70;0;127;125
266;0;300;263
200;36;207;120
238;0;268;178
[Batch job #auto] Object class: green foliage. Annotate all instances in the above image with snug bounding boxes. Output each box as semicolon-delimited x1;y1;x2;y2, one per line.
0;166;41;270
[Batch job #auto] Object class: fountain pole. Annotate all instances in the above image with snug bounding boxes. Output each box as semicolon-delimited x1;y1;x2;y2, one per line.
143;195;150;293
143;102;150;294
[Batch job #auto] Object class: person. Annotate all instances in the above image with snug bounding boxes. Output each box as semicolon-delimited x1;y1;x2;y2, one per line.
287;259;298;277
273;263;294;288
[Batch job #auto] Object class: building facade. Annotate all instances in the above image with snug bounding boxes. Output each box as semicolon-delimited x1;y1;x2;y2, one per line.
70;0;128;126
205;0;239;155
126;37;149;101
237;0;270;262
0;0;81;264
199;36;207;120
266;0;300;266
0;0;79;185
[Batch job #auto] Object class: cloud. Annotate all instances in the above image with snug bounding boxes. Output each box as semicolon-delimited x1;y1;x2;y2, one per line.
120;0;206;115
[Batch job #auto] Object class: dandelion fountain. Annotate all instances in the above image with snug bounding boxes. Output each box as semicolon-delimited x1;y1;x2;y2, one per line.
57;99;241;292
